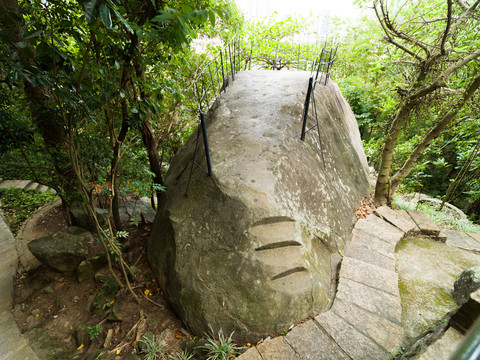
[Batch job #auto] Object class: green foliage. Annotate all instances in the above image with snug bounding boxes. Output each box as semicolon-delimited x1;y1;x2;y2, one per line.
139;333;166;360
168;351;194;360
392;194;480;233
202;327;245;360
86;324;102;340
0;187;58;234
92;277;118;314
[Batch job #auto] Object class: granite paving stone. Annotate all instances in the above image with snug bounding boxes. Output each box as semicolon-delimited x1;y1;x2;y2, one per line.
350;228;396;258
285;320;350;360
417;327;464;360
356;214;405;245
331;299;403;353
375;206;419;235
0;180;20;188
407;210;441;236
336;277;402;325
315;310;390;360
342;242;396;271
339;257;399;296
442;229;480;252
466;232;480;243
256;336;301;360
236;347;263;360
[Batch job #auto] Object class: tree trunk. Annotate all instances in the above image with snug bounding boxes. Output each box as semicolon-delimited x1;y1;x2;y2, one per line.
374;105;413;205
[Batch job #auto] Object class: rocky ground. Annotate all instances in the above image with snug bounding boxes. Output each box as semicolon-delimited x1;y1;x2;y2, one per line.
11;203;191;360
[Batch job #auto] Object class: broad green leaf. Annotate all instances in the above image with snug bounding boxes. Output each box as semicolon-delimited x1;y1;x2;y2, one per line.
99;3;113;29
208;10;216;28
84;0;98;24
110;6;133;34
24;30;43;40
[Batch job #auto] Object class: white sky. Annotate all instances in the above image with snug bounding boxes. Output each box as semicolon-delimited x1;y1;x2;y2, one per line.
234;0;363;20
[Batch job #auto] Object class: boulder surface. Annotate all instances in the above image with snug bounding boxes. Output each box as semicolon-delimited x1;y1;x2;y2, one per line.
28;226;91;272
149;71;370;340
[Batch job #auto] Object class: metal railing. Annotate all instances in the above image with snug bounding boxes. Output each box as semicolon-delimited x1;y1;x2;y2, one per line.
186;37;249;196
300;44;339;168
185;37;338;195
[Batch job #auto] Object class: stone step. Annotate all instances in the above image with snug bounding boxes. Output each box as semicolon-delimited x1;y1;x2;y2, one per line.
339;256;399;296
256;336;301;360
415;327;464;360
442;229;480;252
407;210;441;237
342;242;396;271
350;228;396;258
375;206;419;235
336;277;402;325
466;232;480;244
355;214;404;245
237;347;263;360
331;299;403;354
0;180;21;188
286;320;349;360
315;310;390;360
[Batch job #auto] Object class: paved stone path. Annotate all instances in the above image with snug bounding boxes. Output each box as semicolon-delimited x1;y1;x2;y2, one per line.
238;206;480;360
0;179;55;193
1;179;480;359
0;213;40;360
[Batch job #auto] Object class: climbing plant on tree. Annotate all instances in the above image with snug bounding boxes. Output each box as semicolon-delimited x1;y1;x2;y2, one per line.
369;0;480;206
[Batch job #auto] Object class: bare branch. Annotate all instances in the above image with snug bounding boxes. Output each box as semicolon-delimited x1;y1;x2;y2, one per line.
454;0;471;11
440;0;453;54
450;0;480;35
374;1;425;61
378;0;432;56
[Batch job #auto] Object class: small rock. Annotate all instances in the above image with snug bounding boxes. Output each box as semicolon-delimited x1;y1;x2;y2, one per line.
127;266;140;281
107;302;123;322
75;324;91;349
138;331;155;353
77;253;108;283
86;294;96;313
95;272;109;283
453;266;480;306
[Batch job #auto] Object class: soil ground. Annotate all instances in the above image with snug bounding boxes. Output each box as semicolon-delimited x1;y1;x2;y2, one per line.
12;204;191;359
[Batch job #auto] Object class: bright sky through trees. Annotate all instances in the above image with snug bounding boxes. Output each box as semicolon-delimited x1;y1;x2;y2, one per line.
234;0;362;19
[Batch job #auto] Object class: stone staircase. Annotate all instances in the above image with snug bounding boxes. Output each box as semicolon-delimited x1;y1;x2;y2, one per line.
0;179;55;193
238;206;480;360
0;213;40;360
1;178;479;360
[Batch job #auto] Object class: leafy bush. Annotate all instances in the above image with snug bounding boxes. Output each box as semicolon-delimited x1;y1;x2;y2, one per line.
86;324;102;340
0;187;58;234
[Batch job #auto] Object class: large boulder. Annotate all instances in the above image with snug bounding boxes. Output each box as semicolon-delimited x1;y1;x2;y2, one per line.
149;71;370;340
28;226;91;272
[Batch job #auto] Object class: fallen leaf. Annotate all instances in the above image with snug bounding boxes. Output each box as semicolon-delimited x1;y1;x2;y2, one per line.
77;344;84;350
175;331;183;339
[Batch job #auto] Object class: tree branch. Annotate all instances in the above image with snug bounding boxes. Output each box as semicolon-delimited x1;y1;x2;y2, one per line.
449;0;480;35
440;0;453;55
374;1;425;61
391;73;480;185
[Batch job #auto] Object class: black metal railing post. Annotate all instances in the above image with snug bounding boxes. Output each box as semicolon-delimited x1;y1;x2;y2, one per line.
301;77;313;141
